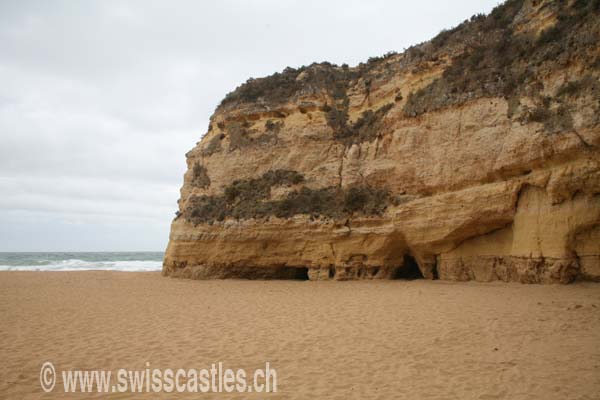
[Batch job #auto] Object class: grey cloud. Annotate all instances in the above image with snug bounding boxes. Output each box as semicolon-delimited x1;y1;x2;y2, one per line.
0;0;499;251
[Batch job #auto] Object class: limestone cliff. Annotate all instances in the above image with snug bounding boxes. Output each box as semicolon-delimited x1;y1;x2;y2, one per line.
163;0;600;283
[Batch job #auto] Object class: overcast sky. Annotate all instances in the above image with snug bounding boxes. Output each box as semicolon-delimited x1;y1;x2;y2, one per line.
0;0;500;252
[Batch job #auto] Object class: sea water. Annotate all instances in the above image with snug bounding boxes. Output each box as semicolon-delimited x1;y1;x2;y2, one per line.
0;252;163;272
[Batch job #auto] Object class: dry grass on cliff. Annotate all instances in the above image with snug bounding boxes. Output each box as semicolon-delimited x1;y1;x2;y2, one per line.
182;169;391;224
403;0;600;131
214;0;599;139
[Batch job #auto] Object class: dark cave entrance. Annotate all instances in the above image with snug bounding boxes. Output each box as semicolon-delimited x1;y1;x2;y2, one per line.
255;266;309;280
393;255;424;280
292;267;309;280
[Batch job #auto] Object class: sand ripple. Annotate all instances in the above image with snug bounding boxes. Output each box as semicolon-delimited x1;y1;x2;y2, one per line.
1;272;599;399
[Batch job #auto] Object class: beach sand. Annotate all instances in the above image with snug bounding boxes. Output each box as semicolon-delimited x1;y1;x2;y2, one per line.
1;271;599;399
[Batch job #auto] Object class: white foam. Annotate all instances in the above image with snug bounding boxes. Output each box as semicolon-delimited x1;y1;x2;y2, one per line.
0;259;163;272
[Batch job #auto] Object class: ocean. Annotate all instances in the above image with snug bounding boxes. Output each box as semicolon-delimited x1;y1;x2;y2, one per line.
0;252;164;272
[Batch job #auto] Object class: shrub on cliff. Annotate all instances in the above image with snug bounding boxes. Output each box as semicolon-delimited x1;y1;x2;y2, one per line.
262;169;304;186
327;103;394;145
219;68;303;108
274;185;390;219
188;195;226;222
224;169;304;204
275;187;342;219
183;169;391;224
227;122;252;151
347;104;393;144
217;63;359;110
201;133;224;156
265;119;283;133
402;0;599;133
326;107;349;137
224;119;281;151
519;101;574;134
191;163;210;188
343;186;390;215
556;75;599;99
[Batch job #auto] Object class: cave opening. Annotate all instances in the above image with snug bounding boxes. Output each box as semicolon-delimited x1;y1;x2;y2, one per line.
394;255;424;280
329;266;336;279
238;266;310;280
293;266;310;280
432;262;439;280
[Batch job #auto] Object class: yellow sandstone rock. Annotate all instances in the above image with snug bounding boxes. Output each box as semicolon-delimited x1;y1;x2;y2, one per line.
164;0;600;283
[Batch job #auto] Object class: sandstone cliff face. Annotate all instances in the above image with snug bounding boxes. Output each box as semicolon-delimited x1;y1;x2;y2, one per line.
164;0;600;283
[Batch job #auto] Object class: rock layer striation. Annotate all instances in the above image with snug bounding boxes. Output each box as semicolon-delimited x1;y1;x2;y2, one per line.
164;0;600;283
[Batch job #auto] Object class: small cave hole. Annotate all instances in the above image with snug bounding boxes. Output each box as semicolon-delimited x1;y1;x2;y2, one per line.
293;267;309;280
394;255;424;280
328;266;336;279
432;262;439;280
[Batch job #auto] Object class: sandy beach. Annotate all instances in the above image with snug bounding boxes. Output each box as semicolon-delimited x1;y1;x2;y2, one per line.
1;272;599;399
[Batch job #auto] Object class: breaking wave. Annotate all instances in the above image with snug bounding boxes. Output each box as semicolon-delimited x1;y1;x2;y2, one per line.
0;259;162;272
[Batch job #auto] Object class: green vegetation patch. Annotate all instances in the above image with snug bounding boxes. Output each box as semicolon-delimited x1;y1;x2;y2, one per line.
226;120;280;151
520;102;574;133
183;170;390;224
191;163;211;188
200;133;224;156
327;103;394;145
402;0;599;134
217;63;359;110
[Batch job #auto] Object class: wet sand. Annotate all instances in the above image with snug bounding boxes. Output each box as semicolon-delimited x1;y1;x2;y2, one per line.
1;271;599;399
